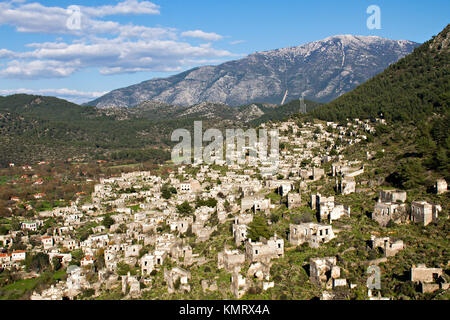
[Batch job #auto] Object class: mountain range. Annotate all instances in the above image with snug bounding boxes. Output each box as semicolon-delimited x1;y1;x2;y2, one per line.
311;25;449;123
107;98;320;123
88;35;419;108
2;26;449;169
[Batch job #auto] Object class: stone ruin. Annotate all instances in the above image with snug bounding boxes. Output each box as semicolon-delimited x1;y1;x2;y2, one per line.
164;267;191;294
309;257;346;290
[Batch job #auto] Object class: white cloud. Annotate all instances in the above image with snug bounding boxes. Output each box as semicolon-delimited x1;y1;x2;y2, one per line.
0;49;14;58
0;1;236;79
0;1;171;38
229;40;245;45
82;0;160;17
0;2;69;34
116;25;177;40
181;30;224;41
0;59;79;78
1;37;234;79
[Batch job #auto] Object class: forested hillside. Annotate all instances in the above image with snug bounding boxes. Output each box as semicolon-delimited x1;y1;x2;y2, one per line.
310;24;450;181
310;24;449;123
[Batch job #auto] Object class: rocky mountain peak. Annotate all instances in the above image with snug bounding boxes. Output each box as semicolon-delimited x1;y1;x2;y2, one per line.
88;35;419;108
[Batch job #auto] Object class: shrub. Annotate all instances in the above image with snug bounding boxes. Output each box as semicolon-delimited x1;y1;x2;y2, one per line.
176;201;193;215
248;216;273;241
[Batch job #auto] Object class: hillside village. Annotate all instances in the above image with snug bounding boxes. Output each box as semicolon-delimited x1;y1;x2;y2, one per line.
0;116;448;301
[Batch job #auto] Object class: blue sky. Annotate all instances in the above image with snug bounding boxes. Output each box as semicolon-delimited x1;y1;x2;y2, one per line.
0;0;448;103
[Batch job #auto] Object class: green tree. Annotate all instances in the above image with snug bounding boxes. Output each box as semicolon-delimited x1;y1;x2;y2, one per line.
117;224;127;234
195;197;217;208
161;183;177;200
70;249;84;266
102;215;115;229
270;213;280;224
95;248;105;270
387;159;426;189
0;225;8;235
177;201;193;215
52;257;62;271
10;218;21;231
26;252;50;272
247;216;273;242
224;200;231;213
173;277;181;290
116;262;136;276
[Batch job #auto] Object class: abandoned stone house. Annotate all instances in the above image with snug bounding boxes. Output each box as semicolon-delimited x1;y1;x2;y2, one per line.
311;193;334;215
192;224;217;242
234;213;253;225
233;224;248;246
133;212;147;222
154;233;177;251
411;264;443;283
309;256;343;289
336;176;356;195
89;233;109;246
329;204;350;222
92;225;106;234
379;189;407;203
410;201;441;226
287;193;301;209
411;264;449;293
168;216;193;234
0;234;13;248
278;182;293;197
289;223;335;248
217;210;228;223
241;196;271;213
164;267;191;294
153;250;168;266
125;244;142;258
122;272;141;298
311;193;350;222
231;269;247;299
201;279;218;293
104;250;118;271
245;236;284;263
332;163;347;176
312;168;325;181
41;236;54;250
66;265;91;298
30;282;67;300
217;249;246;272
48;251;72;267
178;179;202;193
368;235;404;257
170;242;193;266
371;202;406;227
140;254;156;276
247;261;271;282
195;206;215;222
331;162;363;177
